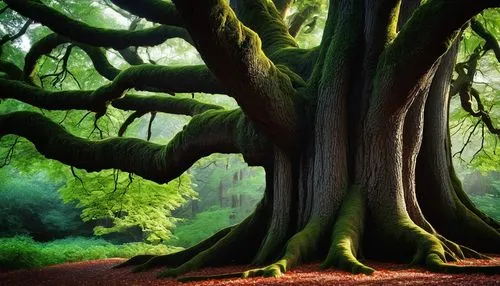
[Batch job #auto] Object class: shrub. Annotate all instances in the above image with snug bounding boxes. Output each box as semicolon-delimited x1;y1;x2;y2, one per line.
0;235;183;270
169;208;234;248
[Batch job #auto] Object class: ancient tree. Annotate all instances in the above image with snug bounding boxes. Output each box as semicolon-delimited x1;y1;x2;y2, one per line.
1;0;500;280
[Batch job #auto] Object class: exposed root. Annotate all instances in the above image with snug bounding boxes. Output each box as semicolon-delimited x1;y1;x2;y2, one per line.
164;215;325;281
321;186;374;275
156;201;270;278
113;254;155;268
399;219;500;274
240;216;326;279
459;244;491;260
242;259;288;278
114;226;232;270
437;235;464;262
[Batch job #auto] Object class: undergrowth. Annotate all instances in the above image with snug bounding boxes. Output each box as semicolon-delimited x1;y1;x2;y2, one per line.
0;235;183;270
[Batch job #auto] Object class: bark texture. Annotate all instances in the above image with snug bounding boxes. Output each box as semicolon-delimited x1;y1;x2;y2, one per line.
1;0;500;281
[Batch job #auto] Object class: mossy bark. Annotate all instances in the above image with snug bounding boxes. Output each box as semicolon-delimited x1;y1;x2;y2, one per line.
416;43;500;253
2;0;500;282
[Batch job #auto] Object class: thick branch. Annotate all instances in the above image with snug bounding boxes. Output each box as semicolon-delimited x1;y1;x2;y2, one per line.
173;0;301;152
470;18;500;62
0;79;96;111
4;0;192;49
0;79;222;116
229;0;298;54
0;60;23;80
109;0;183;27
24;33;120;83
270;47;319;82
364;0;401;85
31;63;222;109
106;64;223;95
0;110;267;183
112;94;223;116
117;48;144;65
288;2;320;38
378;0;499;109
272;0;293;17
450;44;499;136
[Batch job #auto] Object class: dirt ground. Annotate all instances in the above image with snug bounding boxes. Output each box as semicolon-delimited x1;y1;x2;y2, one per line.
1;256;499;285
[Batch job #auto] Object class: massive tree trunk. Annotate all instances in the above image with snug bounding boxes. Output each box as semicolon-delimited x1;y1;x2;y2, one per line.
1;0;499;281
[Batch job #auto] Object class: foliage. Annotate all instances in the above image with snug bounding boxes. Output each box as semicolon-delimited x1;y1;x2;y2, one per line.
0;235;182;270
0;169;89;240
450;9;500;171
169;208;237;248
469;194;500;221
60;171;197;243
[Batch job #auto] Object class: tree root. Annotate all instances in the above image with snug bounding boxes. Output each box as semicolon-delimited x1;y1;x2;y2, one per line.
321;186;374;275
400;219;500;274
238;214;326;278
113;226;232;270
156;201;270;278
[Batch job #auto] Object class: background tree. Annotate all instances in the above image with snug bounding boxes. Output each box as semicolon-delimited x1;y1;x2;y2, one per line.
0;0;499;281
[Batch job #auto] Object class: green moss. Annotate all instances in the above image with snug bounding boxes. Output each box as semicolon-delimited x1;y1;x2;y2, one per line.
271;47;319;81
233;0;298;55
156;199;271;278
4;0;190;49
108;64;221;95
322;186;374;275
240;217;325;278
370;214;500;274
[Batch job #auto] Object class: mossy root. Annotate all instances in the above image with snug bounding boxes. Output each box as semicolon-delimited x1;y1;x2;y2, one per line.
402;220;499;274
118;226;233;272
321;186;374;275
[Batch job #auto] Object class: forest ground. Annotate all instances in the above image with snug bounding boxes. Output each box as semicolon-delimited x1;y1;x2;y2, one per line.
0;256;499;285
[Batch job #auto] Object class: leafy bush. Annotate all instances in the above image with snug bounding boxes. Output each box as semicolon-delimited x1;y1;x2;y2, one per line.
469;194;500;221
0;236;183;270
60;171;197;243
0;172;89;241
169;208;236;248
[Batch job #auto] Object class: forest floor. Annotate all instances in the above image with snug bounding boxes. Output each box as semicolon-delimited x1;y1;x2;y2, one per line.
0;256;499;286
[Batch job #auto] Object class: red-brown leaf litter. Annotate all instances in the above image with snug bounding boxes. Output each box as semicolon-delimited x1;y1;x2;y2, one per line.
1;256;499;286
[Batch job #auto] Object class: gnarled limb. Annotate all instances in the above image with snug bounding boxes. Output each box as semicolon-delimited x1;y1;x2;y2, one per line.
173;0;302;153
4;0;192;49
471;18;500;62
24;33;120;83
0;60;23;80
104;64;223;95
0;79;222;116
109;0;183;27
272;0;293;17
229;0;298;54
112;94;223;116
379;0;499;109
0;109;267;183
